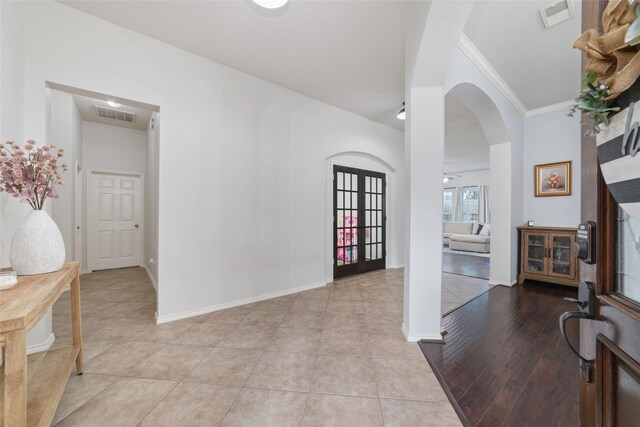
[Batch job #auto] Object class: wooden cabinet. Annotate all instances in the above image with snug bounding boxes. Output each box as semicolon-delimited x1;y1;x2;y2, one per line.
518;226;579;287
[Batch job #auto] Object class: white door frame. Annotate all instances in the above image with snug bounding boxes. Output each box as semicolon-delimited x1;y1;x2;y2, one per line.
74;160;82;269
87;169;145;272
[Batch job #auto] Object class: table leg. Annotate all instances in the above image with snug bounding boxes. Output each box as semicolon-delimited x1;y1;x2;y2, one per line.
3;328;27;426
70;273;83;375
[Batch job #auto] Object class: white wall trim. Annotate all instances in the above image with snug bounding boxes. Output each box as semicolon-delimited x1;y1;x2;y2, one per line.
143;264;157;290
27;333;55;354
524;100;574;118
402;323;444;343
489;279;518;287
457;34;528;116
156;280;327;324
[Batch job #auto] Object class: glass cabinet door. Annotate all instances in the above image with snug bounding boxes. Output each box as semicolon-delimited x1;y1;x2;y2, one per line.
525;232;548;274
548;233;575;279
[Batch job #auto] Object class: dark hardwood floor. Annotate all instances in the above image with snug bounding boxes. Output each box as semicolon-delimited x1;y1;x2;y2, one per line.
442;252;490;280
419;282;580;427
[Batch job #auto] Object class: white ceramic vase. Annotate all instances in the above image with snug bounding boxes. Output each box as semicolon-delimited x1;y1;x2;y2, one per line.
10;210;66;275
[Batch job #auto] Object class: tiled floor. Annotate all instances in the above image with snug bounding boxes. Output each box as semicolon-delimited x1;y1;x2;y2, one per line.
50;267;463;426
441;273;491;315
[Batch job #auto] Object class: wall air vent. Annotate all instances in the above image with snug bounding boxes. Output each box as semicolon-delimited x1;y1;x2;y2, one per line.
539;0;574;29
94;106;135;123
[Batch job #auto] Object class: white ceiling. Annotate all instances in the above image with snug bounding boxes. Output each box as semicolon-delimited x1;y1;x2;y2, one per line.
61;0;413;131
464;0;582;110
70;93;153;131
58;0;581;171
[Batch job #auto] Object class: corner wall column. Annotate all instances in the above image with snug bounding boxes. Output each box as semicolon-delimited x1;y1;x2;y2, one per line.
403;86;444;342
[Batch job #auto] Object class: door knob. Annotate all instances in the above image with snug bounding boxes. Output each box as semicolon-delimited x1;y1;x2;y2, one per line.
135;224;139;228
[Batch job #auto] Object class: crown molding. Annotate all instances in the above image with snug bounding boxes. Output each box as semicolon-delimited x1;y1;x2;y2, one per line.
457;34;528;116
523;100;575;118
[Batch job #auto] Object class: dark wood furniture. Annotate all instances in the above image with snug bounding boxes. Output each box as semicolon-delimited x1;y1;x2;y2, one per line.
518;226;579;287
0;262;83;427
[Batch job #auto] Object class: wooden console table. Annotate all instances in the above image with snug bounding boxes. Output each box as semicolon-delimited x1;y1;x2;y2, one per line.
0;262;83;427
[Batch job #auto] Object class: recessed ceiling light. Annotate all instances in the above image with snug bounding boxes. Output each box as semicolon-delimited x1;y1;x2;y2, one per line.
253;0;288;9
107;100;122;108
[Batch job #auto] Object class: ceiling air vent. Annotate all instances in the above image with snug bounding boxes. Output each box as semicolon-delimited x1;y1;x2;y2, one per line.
539;0;574;29
94;106;136;123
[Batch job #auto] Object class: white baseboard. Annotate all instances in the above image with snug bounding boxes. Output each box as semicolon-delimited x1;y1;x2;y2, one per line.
489;280;518;287
401;323;443;343
27;333;55;354
143;264;158;290
156;280;327;324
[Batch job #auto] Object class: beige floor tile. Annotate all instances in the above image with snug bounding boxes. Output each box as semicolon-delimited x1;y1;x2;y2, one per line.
302;394;384;427
240;309;288;327
290;298;328;312
85;317;154;341
128;320;197;343
323;312;366;332
52;374;119;425
364;313;403;334
267;328;322;354
81;340;118;363
203;307;253;324
186;348;263;386
139;382;240;427
318;329;371;356
217;325;276;350
361;299;400;314
311;355;378;397
245;351;316;392
360;289;396;301
296;287;330;299
369;333;425;360
83;341;165;376
373;358;449;402
55;377;176;427
380;399;462;426
326;299;364;314
171;322;237;347
280;311;326;329
329;289;362;301
126;344;212;381
220;387;307;427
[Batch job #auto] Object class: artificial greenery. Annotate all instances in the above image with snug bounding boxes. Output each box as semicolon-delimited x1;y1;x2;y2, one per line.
569;72;620;136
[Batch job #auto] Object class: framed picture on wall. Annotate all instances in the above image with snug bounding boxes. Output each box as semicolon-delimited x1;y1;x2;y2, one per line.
534;161;572;197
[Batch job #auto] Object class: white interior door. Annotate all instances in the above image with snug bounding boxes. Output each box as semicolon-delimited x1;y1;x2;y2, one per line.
90;172;142;271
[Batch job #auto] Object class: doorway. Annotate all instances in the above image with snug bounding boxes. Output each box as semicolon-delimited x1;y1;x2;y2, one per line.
88;171;143;271
333;165;386;279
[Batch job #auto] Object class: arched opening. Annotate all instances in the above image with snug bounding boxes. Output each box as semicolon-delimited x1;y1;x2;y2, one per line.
445;82;514;288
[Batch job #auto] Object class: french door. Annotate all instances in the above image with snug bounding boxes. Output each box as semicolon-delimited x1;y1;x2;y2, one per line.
333;165;386;279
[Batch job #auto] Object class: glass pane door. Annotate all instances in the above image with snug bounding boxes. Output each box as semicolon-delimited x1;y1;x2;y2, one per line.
525;233;547;274
334;165;385;279
548;233;575;279
616;207;640;304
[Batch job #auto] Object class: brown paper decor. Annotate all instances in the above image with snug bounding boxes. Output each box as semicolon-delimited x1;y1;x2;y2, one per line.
574;0;640;99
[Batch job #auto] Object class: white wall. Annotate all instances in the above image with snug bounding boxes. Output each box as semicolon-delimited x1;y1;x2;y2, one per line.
523;109;581;227
145;113;159;285
0;0;53;353
442;168;489;189
81;121;147;272
49;90;82;262
13;1;404;323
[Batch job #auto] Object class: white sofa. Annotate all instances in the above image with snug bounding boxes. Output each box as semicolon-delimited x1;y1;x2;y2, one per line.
443;221;490;253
